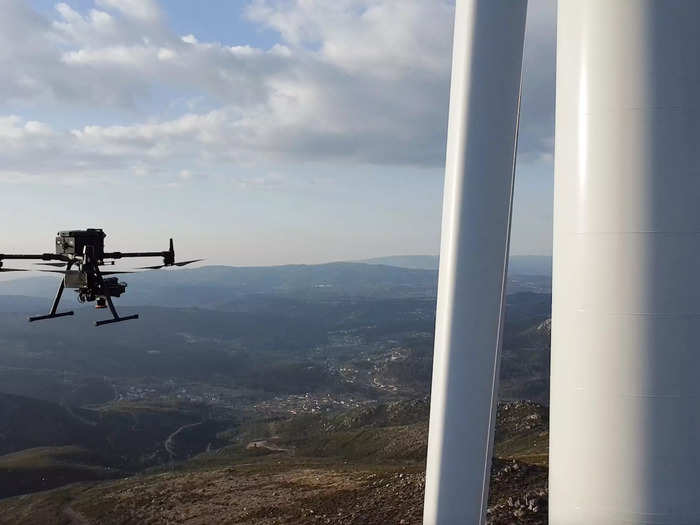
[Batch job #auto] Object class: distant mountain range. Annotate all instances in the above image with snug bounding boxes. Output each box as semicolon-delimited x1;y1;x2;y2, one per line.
0;256;551;311
361;255;552;275
0;262;438;308
361;255;440;270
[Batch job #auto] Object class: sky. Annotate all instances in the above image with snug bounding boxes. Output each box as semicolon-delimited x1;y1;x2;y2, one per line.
1;0;556;267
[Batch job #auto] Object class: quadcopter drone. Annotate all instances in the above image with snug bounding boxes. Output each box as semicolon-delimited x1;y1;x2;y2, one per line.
0;229;200;327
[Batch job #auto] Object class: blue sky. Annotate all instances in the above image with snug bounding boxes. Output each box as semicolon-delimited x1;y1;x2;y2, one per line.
2;0;556;267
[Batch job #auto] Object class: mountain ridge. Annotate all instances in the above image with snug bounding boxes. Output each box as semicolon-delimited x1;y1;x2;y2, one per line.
0;258;550;310
361;255;552;275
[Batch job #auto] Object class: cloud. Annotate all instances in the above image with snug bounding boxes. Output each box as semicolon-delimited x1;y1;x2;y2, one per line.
246;0;453;74
0;116;60;171
0;0;556;181
0;116;54;140
518;0;556;164
95;0;161;22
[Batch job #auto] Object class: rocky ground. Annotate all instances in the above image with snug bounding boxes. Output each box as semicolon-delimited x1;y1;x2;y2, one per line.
0;460;546;525
488;459;547;524
0;401;549;524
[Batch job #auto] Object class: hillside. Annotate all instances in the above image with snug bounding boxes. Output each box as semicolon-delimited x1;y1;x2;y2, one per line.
0;393;212;499
0;446;117;499
360;255;552;276
0;400;548;524
0;289;550;401
0;393;98;456
0;263;439;308
0;261;552;522
0;259;551;311
361;255;439;270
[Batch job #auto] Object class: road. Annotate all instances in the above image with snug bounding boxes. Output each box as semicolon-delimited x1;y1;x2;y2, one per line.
164;421;203;459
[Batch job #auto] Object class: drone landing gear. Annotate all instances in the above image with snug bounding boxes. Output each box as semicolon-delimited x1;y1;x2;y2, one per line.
28;279;74;323
95;293;138;327
93;266;138;327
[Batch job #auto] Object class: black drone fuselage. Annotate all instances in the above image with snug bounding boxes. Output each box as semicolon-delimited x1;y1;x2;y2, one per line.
0;229;198;327
48;229;139;326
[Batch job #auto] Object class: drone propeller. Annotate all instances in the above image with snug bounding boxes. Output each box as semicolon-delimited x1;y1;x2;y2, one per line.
36;262;117;267
37;269;134;275
0;268;29;273
136;259;203;270
35;262;68;268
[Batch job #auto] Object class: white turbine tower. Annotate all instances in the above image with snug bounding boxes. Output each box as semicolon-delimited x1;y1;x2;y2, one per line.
423;1;527;523
425;0;700;524
550;1;700;523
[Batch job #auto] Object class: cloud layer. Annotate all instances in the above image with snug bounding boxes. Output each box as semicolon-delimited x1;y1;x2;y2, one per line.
0;0;555;182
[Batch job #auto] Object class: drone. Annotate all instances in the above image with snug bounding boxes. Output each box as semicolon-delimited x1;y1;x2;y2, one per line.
0;229;201;327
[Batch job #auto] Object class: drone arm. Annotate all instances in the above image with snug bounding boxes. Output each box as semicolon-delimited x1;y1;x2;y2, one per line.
1;253;69;272
104;238;175;266
0;254;69;262
104;251;169;259
104;240;198;270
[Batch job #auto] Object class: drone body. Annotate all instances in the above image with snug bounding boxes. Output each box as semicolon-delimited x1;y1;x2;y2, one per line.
0;229;200;326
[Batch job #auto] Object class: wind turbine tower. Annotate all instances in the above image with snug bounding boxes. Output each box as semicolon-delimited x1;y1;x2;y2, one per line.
550;1;700;523
424;1;700;524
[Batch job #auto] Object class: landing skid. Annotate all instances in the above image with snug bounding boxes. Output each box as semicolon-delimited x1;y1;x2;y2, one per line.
95;314;139;327
28;270;75;323
29;311;74;322
94;268;139;327
28;263;139;327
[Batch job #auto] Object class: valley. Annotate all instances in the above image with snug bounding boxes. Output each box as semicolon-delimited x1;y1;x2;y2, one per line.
0;261;551;523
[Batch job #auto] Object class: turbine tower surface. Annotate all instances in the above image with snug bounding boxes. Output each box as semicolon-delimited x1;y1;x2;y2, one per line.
551;1;700;523
423;1;527;523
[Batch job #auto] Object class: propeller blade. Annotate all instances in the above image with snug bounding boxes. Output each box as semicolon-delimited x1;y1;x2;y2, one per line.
174;259;203;267
34;262;68;268
37;269;132;275
0;268;28;273
136;259;202;270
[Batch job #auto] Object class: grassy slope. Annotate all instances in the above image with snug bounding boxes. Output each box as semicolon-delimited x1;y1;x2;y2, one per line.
0;446;118;500
0;395;212;499
0;400;549;524
0;393;98;456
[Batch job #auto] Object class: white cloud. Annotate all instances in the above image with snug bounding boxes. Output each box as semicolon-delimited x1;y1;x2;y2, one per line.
247;0;453;74
0;116;53;140
157;47;177;61
95;0;161;22
518;0;557;163
0;0;556;182
62;45;155;66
